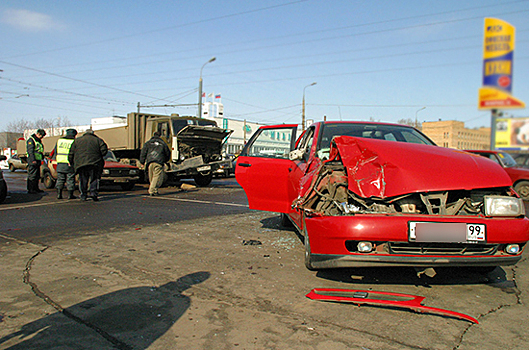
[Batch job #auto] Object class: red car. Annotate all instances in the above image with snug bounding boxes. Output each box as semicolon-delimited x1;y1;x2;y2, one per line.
43;150;140;191
465;150;529;200
236;122;529;271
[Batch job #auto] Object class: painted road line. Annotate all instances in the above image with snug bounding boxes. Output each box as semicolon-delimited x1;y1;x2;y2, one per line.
0;201;66;211
145;195;249;208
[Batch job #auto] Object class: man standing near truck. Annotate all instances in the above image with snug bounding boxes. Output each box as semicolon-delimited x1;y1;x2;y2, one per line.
68;129;108;201
26;129;46;194
52;128;78;200
140;131;171;196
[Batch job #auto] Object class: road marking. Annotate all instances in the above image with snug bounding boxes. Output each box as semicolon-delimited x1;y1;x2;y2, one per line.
0;201;67;211
145;195;249;208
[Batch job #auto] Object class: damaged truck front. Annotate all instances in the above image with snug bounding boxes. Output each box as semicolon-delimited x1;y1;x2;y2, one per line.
236;121;529;271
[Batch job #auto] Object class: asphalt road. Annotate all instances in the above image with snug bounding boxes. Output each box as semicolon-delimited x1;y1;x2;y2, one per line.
2;169;529;349
0;170;249;244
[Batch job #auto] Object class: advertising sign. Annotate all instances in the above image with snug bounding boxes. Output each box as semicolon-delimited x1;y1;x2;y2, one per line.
494;117;529;150
478;18;525;109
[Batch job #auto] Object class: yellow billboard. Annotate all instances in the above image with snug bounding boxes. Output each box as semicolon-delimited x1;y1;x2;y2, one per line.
478;18;525;110
495;118;529;149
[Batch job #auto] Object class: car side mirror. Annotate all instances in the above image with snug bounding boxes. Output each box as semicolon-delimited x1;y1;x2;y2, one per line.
289;149;304;161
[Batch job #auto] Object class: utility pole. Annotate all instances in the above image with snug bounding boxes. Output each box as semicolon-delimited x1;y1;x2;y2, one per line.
302;82;317;131
198;57;216;118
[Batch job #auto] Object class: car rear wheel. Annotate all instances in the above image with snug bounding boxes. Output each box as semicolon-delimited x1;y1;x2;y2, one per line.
280;213;294;228
514;181;529;200
9;164;16;172
304;228;316;271
43;171;56;189
194;173;213;187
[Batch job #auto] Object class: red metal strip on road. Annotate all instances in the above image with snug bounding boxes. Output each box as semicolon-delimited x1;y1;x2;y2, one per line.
306;288;478;324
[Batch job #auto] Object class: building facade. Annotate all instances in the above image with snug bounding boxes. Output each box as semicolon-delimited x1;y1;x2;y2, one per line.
421;120;491;150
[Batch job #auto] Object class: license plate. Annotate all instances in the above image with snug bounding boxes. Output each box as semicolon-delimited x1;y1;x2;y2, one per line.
197;165;211;172
409;222;486;243
114;179;128;183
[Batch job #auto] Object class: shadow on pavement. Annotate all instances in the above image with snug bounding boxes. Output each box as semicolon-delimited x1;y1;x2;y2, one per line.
315;266;511;288
0;271;210;350
3;191;49;205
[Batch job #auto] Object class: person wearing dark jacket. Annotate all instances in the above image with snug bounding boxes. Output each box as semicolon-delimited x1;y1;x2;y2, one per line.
51;128;78;200
68;129;108;201
140;131;171;196
26;129;46;194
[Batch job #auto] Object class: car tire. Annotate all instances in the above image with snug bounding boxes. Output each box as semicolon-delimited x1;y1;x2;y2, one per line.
194;173;213;187
120;182;136;191
43;171;56;189
9;164;16;172
304;228;316;271
280;213;293;228
0;180;7;204
514;181;529;200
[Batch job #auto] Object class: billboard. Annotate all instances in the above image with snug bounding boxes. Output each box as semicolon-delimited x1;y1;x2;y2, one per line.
478;18;525;109
494;117;529;150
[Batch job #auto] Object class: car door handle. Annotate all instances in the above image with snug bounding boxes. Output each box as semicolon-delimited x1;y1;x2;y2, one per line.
239;163;251;167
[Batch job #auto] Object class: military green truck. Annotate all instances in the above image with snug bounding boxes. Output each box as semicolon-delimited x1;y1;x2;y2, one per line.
18;113;233;187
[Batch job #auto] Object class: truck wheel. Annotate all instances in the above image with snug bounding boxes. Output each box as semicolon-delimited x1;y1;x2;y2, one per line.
193;173;213;187
43;172;56;189
120;182;136;191
9;164;16;172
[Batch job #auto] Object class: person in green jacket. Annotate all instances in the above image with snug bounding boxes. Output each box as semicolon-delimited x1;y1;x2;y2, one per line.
26;129;46;194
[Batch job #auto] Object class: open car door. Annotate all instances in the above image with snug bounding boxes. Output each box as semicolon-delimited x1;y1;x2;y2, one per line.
235;125;298;213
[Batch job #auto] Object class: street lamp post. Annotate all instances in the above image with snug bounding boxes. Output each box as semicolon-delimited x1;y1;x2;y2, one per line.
302;82;317;131
415;106;426;128
198;57;216;118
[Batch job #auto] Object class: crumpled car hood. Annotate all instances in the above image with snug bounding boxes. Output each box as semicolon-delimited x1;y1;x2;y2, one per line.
178;125;232;143
330;136;512;198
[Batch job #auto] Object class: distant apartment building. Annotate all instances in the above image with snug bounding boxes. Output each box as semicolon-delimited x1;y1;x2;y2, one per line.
421;120;491;150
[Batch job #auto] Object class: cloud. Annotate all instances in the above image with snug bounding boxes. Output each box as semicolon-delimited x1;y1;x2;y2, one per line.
2;9;64;32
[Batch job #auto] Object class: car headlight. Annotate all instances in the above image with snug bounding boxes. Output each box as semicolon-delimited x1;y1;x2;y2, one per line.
102;169;110;175
484;196;525;216
130;169;138;175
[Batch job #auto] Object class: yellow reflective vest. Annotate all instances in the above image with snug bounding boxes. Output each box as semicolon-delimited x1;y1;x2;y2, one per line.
28;135;44;161
56;138;74;164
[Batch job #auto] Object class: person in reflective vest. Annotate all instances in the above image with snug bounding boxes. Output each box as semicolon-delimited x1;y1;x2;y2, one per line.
53;129;78;199
26;129;46;194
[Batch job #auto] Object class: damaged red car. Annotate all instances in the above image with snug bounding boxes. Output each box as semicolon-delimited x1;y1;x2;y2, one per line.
235;122;529;270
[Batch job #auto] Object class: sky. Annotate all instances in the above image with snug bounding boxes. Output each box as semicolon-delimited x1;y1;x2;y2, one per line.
1;0;528;132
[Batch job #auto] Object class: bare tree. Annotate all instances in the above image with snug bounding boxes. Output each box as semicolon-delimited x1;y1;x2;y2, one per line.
5;118;33;133
4;116;73;133
397;118;421;128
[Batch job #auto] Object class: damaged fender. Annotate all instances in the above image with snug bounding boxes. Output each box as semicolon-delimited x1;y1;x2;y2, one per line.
306;288;479;324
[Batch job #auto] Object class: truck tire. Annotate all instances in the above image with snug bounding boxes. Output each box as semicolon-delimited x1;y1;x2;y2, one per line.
193;173;213;187
120;182;136;191
43;171;56;189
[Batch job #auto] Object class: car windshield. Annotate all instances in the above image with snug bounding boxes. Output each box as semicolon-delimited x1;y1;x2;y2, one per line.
317;123;435;158
497;152;518;167
104;150;118;162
